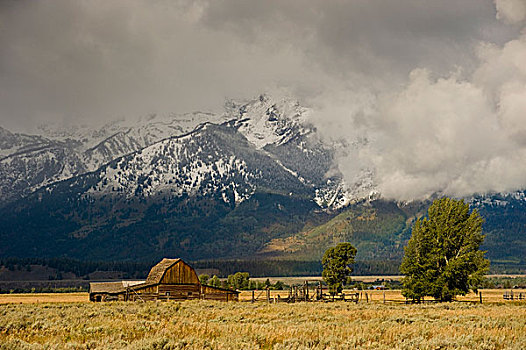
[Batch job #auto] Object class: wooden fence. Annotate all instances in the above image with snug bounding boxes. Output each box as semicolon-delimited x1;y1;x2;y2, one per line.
248;281;378;303
503;290;525;300
244;283;505;304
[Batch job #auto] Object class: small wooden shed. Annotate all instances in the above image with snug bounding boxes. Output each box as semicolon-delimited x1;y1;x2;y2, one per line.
89;258;239;302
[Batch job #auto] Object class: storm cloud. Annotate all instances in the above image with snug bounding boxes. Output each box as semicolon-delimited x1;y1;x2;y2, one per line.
1;0;525;200
328;0;526;200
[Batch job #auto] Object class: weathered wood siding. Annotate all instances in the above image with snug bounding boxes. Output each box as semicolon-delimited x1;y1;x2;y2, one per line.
136;285;158;294
125;285;158;301
160;260;199;285
201;285;239;301
158;284;201;300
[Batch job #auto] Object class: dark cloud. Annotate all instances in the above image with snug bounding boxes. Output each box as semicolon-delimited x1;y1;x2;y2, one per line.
202;0;516;81
2;0;526;200
0;0;516;132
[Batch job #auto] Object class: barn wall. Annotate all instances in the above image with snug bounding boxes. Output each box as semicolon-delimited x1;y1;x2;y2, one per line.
201;285;238;301
158;284;200;300
135;285;158;294
126;283;201;301
160;261;199;284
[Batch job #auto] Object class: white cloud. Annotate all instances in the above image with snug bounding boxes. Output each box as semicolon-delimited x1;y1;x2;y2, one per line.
495;0;526;23
325;22;526;200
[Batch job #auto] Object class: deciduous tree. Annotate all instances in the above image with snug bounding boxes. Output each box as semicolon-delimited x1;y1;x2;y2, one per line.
400;197;489;302
210;275;221;288
322;242;357;295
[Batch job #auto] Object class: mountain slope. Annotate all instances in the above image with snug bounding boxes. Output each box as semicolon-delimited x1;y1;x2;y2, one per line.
0;96;525;268
0;95;353;208
0;122;327;260
471;192;526;266
0;127;86;203
258;200;425;261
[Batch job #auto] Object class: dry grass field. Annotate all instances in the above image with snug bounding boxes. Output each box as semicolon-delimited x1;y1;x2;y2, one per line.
1;293;526;349
2;288;522;304
0;293;87;304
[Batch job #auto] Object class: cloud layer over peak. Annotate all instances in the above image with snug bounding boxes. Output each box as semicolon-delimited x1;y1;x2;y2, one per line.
1;0;525;200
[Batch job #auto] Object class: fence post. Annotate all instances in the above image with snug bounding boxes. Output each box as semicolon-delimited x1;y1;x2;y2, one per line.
252;290;255;303
383;291;386;304
479;291;482;304
266;288;270;303
294;286;298;302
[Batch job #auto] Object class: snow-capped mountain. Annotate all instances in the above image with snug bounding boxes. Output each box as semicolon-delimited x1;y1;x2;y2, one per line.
0;126;86;202
0;95;525;265
86;122;313;204
0;95;354;209
0;95;340;260
225;95;312;150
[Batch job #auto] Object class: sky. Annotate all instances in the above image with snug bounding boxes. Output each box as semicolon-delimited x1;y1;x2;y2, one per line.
1;0;526;200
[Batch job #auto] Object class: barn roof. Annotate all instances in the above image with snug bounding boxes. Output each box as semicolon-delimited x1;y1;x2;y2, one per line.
90;280;144;294
145;258;182;284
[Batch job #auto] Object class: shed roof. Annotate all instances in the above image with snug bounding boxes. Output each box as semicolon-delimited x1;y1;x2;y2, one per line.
203;284;241;294
89;280;144;294
145;258;182;284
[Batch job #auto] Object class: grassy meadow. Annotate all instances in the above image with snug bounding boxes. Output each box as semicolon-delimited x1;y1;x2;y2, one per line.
1;294;526;349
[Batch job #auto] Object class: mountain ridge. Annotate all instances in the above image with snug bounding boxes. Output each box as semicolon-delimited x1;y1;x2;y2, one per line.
0;95;524;268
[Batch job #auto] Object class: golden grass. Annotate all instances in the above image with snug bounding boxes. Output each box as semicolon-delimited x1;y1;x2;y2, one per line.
1;297;526;349
0;293;88;304
0;289;523;304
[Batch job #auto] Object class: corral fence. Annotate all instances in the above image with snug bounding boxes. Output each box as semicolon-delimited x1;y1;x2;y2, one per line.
247;281;396;304
246;282;513;305
249;281;360;303
503;290;525;301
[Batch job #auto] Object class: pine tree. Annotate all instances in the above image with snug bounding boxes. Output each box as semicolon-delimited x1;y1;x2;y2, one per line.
322;242;357;295
400;197;489;302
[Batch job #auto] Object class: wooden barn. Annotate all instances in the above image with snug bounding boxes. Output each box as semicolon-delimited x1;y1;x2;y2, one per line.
89;258;239;302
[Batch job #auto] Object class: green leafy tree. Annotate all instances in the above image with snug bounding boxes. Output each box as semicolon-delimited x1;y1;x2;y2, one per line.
400;197;489;302
210;275;221;288
322;242;357;295
227;272;250;290
198;274;210;285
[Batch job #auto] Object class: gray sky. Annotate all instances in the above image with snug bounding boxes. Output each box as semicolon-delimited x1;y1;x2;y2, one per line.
0;0;517;131
1;0;526;200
